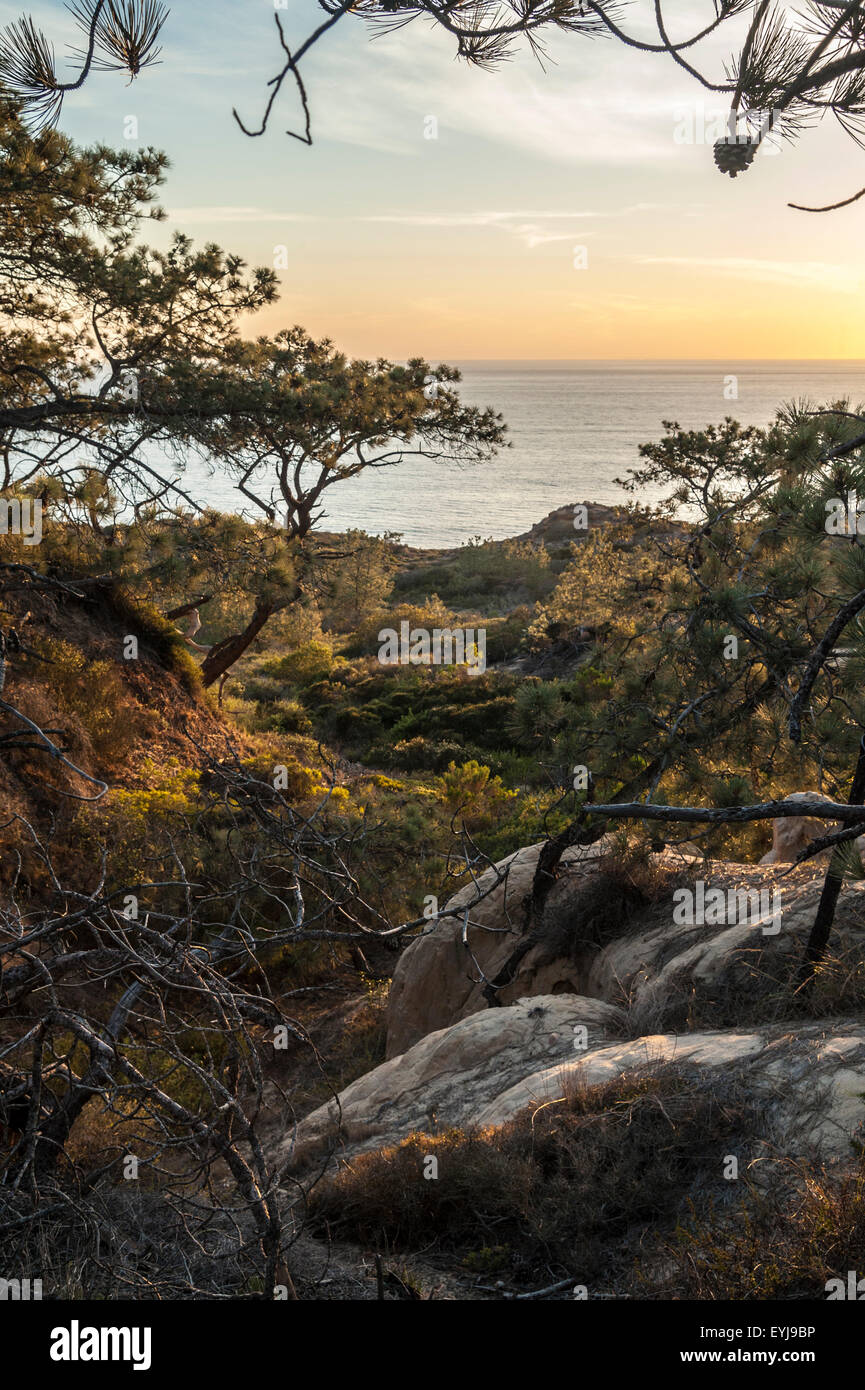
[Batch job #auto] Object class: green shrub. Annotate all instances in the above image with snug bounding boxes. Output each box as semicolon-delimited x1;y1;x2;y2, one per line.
264;699;313;734
38;637;146;764
484;608;533;662
346;597;457;657
434;759;517;825
263;640;334;686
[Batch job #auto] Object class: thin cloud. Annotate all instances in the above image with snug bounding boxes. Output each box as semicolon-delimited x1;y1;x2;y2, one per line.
364;211;602;224
361;204;677;247
303;19;704;165
165;205;670;247
637;256;860;292
167;207;312;223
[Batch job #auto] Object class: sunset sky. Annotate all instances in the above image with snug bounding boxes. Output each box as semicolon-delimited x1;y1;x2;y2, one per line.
7;0;865;360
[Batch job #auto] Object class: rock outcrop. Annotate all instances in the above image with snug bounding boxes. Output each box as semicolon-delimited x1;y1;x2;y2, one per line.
278;838;865;1211
760;790;836;864
386;839;865;1057
759;790;865;865
282;994;623;1168
385;839;613;1057
285;1000;865;1168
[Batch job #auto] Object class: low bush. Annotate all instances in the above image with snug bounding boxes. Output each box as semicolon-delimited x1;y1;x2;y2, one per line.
307;1065;758;1290
262;640;335;687
36;636;148;766
661;1158;865;1299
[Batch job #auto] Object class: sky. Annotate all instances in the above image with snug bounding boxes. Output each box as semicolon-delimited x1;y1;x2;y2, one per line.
5;0;865;360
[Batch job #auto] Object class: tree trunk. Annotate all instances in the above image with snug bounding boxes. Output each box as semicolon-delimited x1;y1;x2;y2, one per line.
798;733;865;986
199;599;277;687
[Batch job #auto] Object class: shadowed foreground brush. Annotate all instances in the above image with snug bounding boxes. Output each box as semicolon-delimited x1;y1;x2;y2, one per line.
658;1158;865;1300
307;1066;760;1290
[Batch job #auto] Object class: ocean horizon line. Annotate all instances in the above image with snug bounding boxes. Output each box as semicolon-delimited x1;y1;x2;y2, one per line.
447;357;865;367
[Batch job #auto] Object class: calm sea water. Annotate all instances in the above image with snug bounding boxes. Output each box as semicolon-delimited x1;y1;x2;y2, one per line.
183;360;865;548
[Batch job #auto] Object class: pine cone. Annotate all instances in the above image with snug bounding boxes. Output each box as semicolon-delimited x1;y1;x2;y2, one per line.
713;137;758;178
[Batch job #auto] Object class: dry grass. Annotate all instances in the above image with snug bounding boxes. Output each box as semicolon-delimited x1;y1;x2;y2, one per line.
625;937;865;1038
656;1157;865;1299
307;1064;759;1290
535;839;684;974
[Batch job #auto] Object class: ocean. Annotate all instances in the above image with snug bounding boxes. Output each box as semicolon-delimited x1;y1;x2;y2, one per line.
183;360;865;549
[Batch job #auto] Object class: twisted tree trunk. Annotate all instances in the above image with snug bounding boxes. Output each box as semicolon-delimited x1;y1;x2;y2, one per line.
199;597;282;687
798;734;865;987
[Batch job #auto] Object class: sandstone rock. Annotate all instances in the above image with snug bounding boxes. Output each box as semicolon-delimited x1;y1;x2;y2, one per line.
386;838;865;1059
286;1001;865;1167
759;791;836;865
385;838;614;1058
474;1029;765;1128
477;1023;865;1159
282;994;624;1168
280;834;865;1183
586;864;865;1031
758;790;865;865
